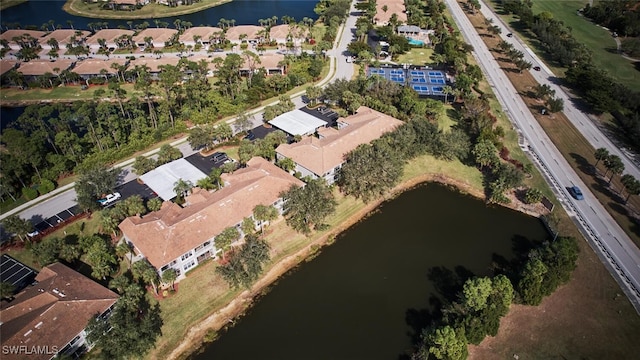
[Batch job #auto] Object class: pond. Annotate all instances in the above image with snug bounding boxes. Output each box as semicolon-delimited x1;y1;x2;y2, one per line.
0;0;318;30
191;182;548;359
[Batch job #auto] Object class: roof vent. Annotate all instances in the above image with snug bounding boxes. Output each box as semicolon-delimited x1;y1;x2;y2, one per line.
35;321;43;329
24;330;32;337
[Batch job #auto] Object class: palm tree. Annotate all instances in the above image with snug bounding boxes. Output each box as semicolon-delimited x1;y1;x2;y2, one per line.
594;148;609;167
173;179;194;199
162;269;177;291
604;154;624;184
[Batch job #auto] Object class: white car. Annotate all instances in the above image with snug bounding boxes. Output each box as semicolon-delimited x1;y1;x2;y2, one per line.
98;192;121;206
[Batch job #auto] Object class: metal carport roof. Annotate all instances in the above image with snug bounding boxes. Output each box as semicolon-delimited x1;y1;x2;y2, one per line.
268;109;328;136
139;158;207;200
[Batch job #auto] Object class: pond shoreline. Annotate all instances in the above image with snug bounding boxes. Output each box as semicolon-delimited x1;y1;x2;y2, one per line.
63;0;233;20
165;173;545;360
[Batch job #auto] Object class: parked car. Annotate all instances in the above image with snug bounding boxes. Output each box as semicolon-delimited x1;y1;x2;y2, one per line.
211;152;229;163
569;186;584;200
98;192;121;206
244;131;256;141
506;33;513;37
533;66;541;71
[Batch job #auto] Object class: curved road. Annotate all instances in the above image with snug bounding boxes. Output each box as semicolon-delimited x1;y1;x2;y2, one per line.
444;0;640;312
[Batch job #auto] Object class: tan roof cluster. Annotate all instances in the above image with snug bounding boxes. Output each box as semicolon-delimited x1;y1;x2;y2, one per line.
276;106;403;176
71;58;128;76
133;28;178;45
242;53;284;70
129;57;180;72
0;263;118;360
40;29;91;46
0;60;18;75
119;157;304;269
17;59;74;76
0;29;45;43
179;26;223;43
225;25;265;41
86;29;135;46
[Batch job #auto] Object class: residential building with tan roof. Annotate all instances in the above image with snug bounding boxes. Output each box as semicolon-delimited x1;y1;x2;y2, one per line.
1;30;45;51
0;60;18;76
17;59;74;81
119;157;304;277
179;26;223;47
39;29;91;50
225;25;266;44
132;28;178;49
86;29;135;52
276;106;403;184
375;0;407;26
72;58;128;81
0;262;118;360
269;24;309;47
187;54;225;76
241;53;285;75
129;57;179;80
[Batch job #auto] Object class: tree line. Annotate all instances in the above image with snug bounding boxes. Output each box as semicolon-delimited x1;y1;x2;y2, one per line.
497;0;640;151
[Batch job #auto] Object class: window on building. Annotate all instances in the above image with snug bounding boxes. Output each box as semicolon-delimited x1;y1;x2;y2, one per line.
203;241;211;247
181;252;192;261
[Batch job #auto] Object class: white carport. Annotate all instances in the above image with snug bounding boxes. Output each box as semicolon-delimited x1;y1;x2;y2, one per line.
139;158;207;200
268;109;327;136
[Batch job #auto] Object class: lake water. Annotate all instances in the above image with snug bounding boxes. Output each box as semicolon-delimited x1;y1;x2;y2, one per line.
191;183;548;360
0;0;318;30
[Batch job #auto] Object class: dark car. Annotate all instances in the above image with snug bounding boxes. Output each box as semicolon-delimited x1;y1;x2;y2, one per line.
533;66;541;71
244;131;256;141
569;186;584;200
506;33;513;37
211;152;228;162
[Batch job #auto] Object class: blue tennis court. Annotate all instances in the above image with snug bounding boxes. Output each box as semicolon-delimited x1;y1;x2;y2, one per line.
428;71;444;77
412;85;429;94
411;77;426;83
431;86;444;94
410;70;426;77
429;78;446;84
390;76;405;83
370;68;385;75
390;69;404;75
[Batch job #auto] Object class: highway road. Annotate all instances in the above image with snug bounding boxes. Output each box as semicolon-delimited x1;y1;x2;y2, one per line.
444;0;640;312
476;0;640;180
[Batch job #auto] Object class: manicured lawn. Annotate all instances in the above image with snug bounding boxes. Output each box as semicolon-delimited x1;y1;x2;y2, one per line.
64;0;231;20
0;0;27;10
396;47;435;66
0;83;141;104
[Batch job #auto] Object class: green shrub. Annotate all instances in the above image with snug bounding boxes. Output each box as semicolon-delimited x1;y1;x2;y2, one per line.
21;187;38;201
38;179;56;195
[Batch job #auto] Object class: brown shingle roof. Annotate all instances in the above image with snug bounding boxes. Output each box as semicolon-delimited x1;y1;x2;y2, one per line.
0;60;18;76
39;29;91;47
179;26;223;43
133;28;178;45
0;30;45;43
17;59;74;76
129;57;179;72
225;25;265;41
0;263;118;360
269;24;291;42
71;58;128;76
276;106;403;176
119;157;304;269
242;53;284;71
86;29;135;47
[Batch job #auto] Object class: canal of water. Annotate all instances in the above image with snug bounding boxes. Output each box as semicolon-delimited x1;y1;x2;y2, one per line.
191;182;548;360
